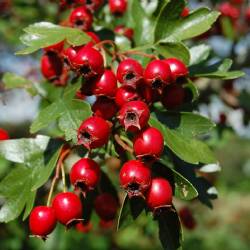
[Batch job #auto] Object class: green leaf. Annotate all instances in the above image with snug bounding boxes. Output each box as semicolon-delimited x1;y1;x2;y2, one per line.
16;22;91;55
194;70;245;80
189;44;211;66
220;17;236;40
155;42;190;65
2;72;38;96
184;80;199;101
0;135;50;165
156;207;182;250
58;100;92;143
155;5;220;43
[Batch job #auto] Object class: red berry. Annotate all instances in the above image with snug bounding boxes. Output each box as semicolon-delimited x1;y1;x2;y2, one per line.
144;60;172;90
218;2;240;20
0;128;9;140
29;206;57;238
181;7;189;17
91;69;117;97
137;82;160;103
118;101;150;132
162;58;189;82
219;113;227;125
41;52;63;81
70;158;100;192
92;96;118;120
63;46;83;67
146;178;173;211
76;221;93;233
72;46;104;78
230;0;244;4
134;127;164;161
52;192;82;226
44;41;64;53
161;84;185;109
94;193;119;221
77;116;110;149
117;58;144;87
82;0;103;12
179;207;196;230
69;6;93;31
245;8;250;23
114;25;134;40
115;85;139;107
109;0;127;16
85;31;101;48
120;160;151;197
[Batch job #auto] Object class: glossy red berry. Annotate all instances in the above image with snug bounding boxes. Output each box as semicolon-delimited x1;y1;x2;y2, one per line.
52;192;82;226
85;31;101;48
181;7;189;17
0;128;9;140
144;60;172;90
29;206;57;238
63;46;83;67
109;0;127;16
76;221;93;233
161;84;185;109
146;178;173;211
70;158;100;192
41;52;63;81
120;160;151;197
92;96;118;120
137;82;160;103
114;25;134;40
179;207;196;230
218;2;240;20
72;46;104;79
118;101;150;132
115;85;139;107
69;6;93;31
77;116;110;149
91;69;117;97
83;0;103;12
117;58;144;87
134;127;164;161
162;58;189;82
44;41;64;53
94;193;119;221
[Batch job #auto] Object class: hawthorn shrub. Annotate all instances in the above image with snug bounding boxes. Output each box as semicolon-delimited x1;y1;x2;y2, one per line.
0;0;246;249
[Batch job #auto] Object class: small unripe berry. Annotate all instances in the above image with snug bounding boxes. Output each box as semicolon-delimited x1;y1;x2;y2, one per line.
146;178;173;211
91;69;117;97
77;116;110;149
0;128;9;140
115;86;139;107
70;158;101;192
52;192;83;227
117;58;144;87
72;46;104;79
134;127;164;161
144;60;172;90
29;206;57;239
120;160;151;197
94;193;119;221
118;101;150;132
69;6;93;31
92;96;118;120
114;25;134;40
75;221;93;233
109;0;127;16
161;84;185;109
162;58;189;82
181;7;189;17
179;207;196;230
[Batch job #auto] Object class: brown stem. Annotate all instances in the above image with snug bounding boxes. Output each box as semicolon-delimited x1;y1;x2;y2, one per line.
122;50;158;60
114;134;134;154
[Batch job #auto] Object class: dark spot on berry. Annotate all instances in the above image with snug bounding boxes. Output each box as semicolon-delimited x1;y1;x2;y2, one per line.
152;79;163;89
126;112;136;122
127;182;140;191
80;65;91;75
75;20;85;27
86;0;93;5
125;72;135;81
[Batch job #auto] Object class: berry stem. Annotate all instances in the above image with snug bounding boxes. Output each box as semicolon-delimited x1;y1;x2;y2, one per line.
46;148;71;206
120;135;133;147
61;163;67;193
122;50;158;60
114;134;133;153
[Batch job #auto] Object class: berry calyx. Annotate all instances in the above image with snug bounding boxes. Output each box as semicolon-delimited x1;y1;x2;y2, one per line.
118;101;150;132
77;116;110;149
115;85;139;107
29;206;57;239
83;0;103;12
70;158;101;193
92;96;118;120
109;0;127;16
133;127;164;161
162;58;189;82
144;60;172;90
161;84;185;109
91;69;117;97
72;46;104;79
117;58;144;87
94;193;119;221
69;6;93;31
119;160;151;197
0;128;9;140
52;192;83;227
146;178;173;211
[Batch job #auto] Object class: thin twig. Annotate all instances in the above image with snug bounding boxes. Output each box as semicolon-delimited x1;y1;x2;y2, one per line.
114;134;134;154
